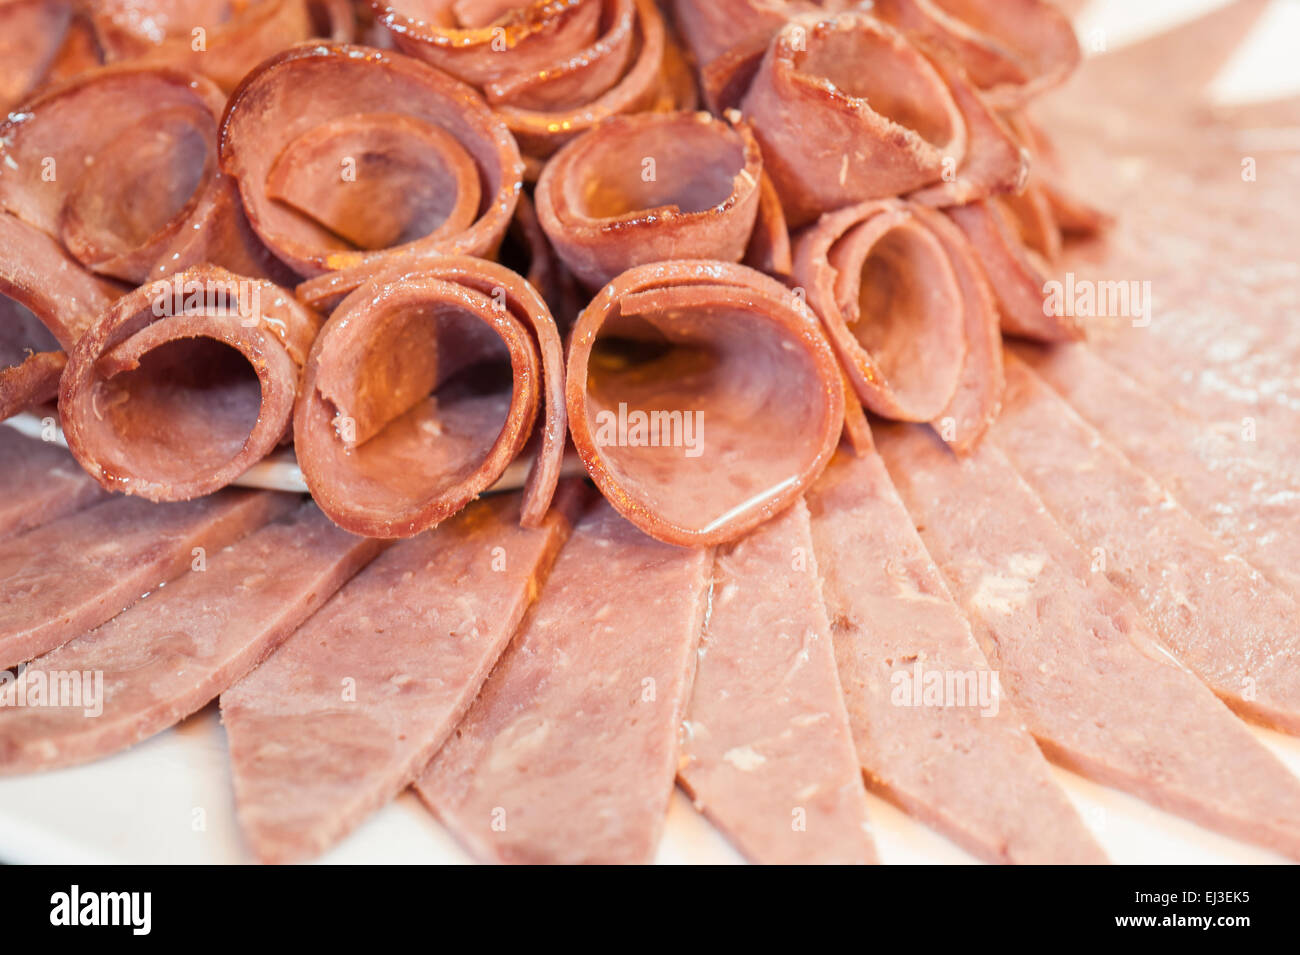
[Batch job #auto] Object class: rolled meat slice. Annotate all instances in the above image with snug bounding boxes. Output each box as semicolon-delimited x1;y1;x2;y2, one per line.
375;0;670;159
794;199;1004;450
0;0;85;112
0;64;287;287
566;260;844;548
738;13;1023;227
534;111;764;289
219;43;523;279
872;0;1082;111
295;258;565;537
89;0;354;91
59;265;321;501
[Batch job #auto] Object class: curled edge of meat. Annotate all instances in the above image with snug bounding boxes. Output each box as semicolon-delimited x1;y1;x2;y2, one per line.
58;265;321;501
793;198;1003;451
738;12;1021;229
294;257;564;537
872;0;1082;113
566;259;845;548
218;42;524;280
534;110;764;289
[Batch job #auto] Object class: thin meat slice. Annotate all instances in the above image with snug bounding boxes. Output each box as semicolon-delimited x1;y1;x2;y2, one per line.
59;266;321;501
1017;341;1300;601
0;489;293;669
677;499;878;865
990;355;1300;734
534;111;764;290
0;428;106;540
875;422;1300;860
806;446;1104;864
221;484;583;864
0;503;382;773
567;261;844;547
738;13;1022;227
294;259;565;537
415;498;712;864
219;43;523;278
0;0;76;111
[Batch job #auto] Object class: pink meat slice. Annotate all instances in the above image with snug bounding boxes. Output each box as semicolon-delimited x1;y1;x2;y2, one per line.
0;489;293;669
991;355;1300;734
415;498;712;864
806;446;1104;864
1017;342;1300;601
0;428;106;540
0;503;382;773
875;422;1300;860
677;499;878;865
219;485;584;864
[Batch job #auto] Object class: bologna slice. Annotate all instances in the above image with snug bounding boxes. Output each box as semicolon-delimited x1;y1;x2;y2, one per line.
534;111;764;290
1018;342;1300;601
806;446;1104;864
566;260;844;547
678;499;878;865
294;258;565;537
219;42;523;278
221;485;582;864
0;428;105;540
415;498;712;864
0;489;294;669
59;266;321;501
0;503;381;773
990;356;1300;734
875;423;1300;860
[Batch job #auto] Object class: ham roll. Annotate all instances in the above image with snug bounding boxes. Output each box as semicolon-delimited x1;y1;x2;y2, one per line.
0;0;100;112
219;43;523;280
738;12;1024;227
872;0;1081;111
374;0;674;159
566;260;844;547
0;64;287;287
294;258;565;537
59;266;321;501
534;111;764;289
794;199;1004;452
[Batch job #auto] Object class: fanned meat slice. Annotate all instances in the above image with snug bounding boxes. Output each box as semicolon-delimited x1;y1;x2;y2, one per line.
294;258;565;536
415;498;712;864
875;422;1300;860
872;0;1081;111
738;13;1022;227
669;0;846;71
0;428;106;540
566;261;844;547
0;65;286;287
794;198;1004;448
221;485;583;864
0;0;76;111
678;499;877;865
806;446;1104;864
1018;342;1300;601
219;43;523;278
990;355;1300;734
0;503;381;773
59;266;321;501
89;0;353;91
0;490;294;669
534;111;764;289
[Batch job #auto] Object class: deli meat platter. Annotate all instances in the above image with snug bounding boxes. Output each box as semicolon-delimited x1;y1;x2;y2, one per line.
3;0;1300;867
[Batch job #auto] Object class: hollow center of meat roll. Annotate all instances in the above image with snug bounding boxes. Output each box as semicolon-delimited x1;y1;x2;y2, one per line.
85;337;263;484
796;24;958;150
0;297;61;371
585;299;833;535
570;121;745;220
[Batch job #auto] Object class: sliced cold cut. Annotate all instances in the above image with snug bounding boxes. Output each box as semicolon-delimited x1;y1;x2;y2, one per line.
678;499;878;865
0;489;293;669
806;445;1105;864
0;503;382;773
0;428;106;540
414;497;712;864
